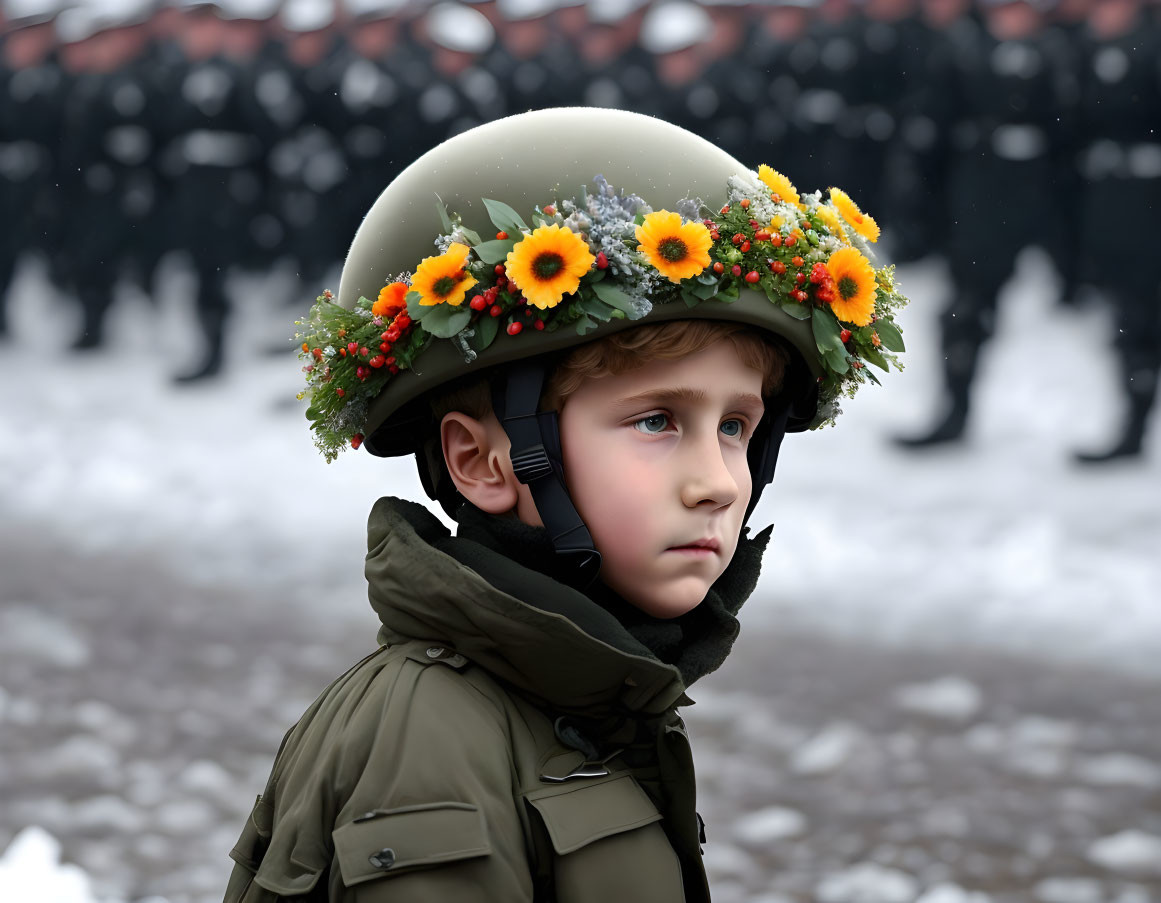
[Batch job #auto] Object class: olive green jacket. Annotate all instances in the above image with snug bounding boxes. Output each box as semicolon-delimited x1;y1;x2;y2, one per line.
224;497;766;902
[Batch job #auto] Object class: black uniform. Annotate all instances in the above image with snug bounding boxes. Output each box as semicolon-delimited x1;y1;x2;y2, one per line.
1072;12;1161;461
898;13;1077;446
0;45;66;337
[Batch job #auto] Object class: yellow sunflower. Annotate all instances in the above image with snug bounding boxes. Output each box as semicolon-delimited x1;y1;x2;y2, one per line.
828;187;880;243
635;211;712;283
814;204;848;242
825;247;877;327
505;223;595;309
412;243;478;307
758;164;801;207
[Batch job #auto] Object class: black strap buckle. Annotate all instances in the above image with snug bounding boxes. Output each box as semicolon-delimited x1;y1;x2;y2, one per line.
511;442;554;484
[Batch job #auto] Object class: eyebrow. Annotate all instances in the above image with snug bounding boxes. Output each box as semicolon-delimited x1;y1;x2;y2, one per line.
611;387;765;411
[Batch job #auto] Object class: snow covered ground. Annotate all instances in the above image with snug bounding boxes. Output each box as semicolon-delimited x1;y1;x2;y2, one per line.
3;249;1158;676
1;251;1159;903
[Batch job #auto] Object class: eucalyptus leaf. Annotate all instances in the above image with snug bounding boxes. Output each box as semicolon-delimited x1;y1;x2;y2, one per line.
864;367;882;386
435;196;454;235
482;198;529;235
824;346;850;374
777;299;811;320
681;289;701;308
473;238;516;265
419;303;472;339
696;272;718;286
689;280;717;300
468;313;499;352
458;226;483;246
590;280;636;314
874;318;905;352
716;282;739;303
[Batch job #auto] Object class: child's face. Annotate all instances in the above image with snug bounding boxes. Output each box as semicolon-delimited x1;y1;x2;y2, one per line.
557;340;765;618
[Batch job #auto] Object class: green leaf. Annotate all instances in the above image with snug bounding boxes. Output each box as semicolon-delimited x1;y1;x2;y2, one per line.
458;225;483;246
864;367;882;386
574;314;598;335
482;198;528;235
473;238;516;265
634;213;645;226
680;289;702;309
777;298;811;320
419;303;472;339
874;318;905;352
688;280;718;300
812;310;844;353
580;295;614;322
590;280;637;315
469;314;499;351
716;282;739;303
696;272;718;286
863;346;890;372
405;291;428;320
435;195;454;234
824;346;850;374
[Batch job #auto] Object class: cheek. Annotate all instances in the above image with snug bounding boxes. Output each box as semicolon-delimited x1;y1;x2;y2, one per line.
562;429;657;552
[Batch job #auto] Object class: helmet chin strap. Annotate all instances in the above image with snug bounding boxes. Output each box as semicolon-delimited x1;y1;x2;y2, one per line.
493;360;795;591
494;361;603;590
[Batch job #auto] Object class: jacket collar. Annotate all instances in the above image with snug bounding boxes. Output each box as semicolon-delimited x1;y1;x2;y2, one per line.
365;496;769;718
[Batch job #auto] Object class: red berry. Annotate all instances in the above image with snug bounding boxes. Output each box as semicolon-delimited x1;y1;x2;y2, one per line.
731;264;742;277
792;289;809;302
385;356;396;365
533;319;545;331
339;348;346;357
507;321;523;335
785;235;797;247
388;364;399;375
469;295;486;311
792;256;805;268
347;342;358;355
396;314;411;329
739;198;751;209
380;330;391;340
852;360;864;370
360;347;369;358
740;241;751;252
840;329;852;343
496;231;509;240
379;341;390;352
713;262;725;274
596;251;608;270
770;234;783;247
494;264;505;275
732;233;744;246
356;366;368;379
770;260;787;275
755;230;771;242
745;271;760;284
496;276;508;288
710;230;721;241
523;308;532;317
749;219;760;229
490;304;502;317
386;327;400;342
351;433;363;449
795;272;806;285
720;205;730;215
810;263;828;284
370;355;385;368
336;387;345;397
543;204;556;216
485;287;499;301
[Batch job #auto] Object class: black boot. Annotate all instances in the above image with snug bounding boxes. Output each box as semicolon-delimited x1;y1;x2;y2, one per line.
70;286;113;351
172;347;224;384
894;395;969;449
174;277;228;384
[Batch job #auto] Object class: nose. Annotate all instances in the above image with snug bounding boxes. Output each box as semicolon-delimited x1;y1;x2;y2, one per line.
679;427;742;510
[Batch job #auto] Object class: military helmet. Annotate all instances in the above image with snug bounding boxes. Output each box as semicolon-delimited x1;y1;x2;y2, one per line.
302;107;907;583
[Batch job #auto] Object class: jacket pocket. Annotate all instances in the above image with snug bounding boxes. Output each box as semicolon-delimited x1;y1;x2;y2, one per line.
226;795;326;900
524;773;684;903
524;772;663;854
331;801;491;887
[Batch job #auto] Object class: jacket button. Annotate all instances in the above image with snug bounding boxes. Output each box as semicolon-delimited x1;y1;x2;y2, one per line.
368;848;396;869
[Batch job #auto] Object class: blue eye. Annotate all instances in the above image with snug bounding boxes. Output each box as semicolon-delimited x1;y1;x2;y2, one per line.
633;414;670;434
721;419;743;438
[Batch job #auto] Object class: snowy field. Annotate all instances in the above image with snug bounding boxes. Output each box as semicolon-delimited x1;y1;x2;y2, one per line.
1;251;1159;903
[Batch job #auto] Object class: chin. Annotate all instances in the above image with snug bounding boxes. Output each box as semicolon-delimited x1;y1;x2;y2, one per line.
623;581;709;620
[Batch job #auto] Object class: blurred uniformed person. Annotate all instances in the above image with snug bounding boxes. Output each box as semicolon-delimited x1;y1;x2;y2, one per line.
897;0;1076;447
486;0;577;113
1072;0;1161;462
0;0;63;339
579;0;653;112
639;1;716;131
413;1;504;145
55;0;157;350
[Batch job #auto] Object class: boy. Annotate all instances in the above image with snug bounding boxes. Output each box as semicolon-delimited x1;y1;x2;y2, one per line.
224;108;907;902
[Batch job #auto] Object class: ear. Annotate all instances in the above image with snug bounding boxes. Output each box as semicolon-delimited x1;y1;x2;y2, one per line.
440;410;523;516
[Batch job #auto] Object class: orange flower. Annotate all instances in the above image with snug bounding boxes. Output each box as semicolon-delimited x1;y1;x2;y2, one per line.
412;243;478;307
504;224;595;309
824;247;876;327
373;281;409;317
828;187;880;243
636;211;712;283
758;165;801;207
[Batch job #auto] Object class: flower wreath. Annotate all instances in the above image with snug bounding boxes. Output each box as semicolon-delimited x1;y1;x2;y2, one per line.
295;165;909;461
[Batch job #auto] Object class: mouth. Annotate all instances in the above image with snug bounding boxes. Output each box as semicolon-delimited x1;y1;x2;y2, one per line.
666;538;720;554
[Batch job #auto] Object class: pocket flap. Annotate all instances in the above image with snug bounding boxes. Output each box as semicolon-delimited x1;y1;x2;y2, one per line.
229;795;273;872
525;773;663;855
332;801;491;887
